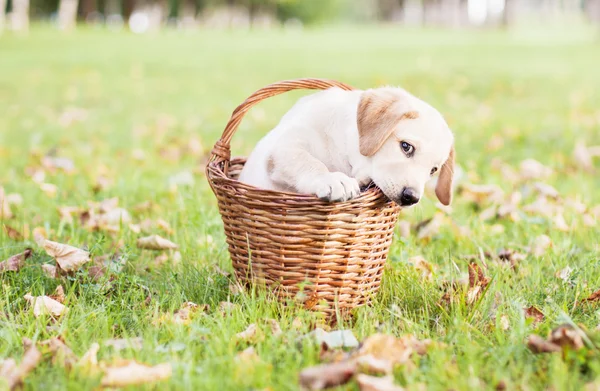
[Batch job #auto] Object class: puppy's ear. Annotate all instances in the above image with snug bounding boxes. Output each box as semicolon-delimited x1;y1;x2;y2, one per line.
357;89;418;156
435;146;455;206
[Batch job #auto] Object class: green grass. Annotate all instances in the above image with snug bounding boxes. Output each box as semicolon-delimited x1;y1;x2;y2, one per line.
1;25;600;390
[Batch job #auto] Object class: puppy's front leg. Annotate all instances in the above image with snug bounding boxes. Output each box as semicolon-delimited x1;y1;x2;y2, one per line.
269;147;360;202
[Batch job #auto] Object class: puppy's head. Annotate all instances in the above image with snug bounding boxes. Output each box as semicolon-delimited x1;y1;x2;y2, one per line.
357;87;455;207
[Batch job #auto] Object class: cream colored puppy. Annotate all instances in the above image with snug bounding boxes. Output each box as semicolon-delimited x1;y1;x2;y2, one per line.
238;86;455;207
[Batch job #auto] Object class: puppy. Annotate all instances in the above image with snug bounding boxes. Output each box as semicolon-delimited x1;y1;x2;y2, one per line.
238;86;455;207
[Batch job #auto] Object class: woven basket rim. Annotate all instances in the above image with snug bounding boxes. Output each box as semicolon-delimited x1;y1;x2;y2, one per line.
207;157;392;206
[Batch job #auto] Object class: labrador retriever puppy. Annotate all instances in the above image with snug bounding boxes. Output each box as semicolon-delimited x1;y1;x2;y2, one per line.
238;86;455;207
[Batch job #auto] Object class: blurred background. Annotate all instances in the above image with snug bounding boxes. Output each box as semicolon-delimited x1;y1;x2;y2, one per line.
1;0;599;32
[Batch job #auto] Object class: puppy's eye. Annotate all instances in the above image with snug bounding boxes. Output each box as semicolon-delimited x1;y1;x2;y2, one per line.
430;167;438;176
400;141;414;156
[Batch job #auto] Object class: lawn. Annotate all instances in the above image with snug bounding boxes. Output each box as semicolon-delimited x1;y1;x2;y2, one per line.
1;25;600;390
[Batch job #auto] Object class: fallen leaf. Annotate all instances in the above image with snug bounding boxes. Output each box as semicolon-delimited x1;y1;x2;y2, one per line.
267;319;282;337
78;342;100;370
308;329;359;349
416;213;445;241
42;239;90;272
24;294;67;317
104;337;143;351
235;324;258;342
520;159;552;180
526;334;561;353
40;337;77;368
32;227;48;243
531;235;552;257
574;140;594;171
0;187;13;219
533;182;560;199
408;256;433;280
524;306;545;323
497;249;526;268
39;183;58;198
41;156;75;173
555;266;573;282
356;334;414;365
298;360;356;390
137;235;178;250
1;342;42;390
41;264;58;279
101;361;172;387
500;315;510;331
549;324;584;350
585;289;600;302
153;301;206;326
4;225;23;240
355;374;405;391
0;249;32;273
156;219;173;235
355;355;393;376
50;285;65;303
553;213;570;232
466;262;491;305
235;346;260;365
461;183;504;205
219;301;238;315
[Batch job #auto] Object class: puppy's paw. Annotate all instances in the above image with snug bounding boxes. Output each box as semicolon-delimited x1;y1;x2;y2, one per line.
314;172;360;202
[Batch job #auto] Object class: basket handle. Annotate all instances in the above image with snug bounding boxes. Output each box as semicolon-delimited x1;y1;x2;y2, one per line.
208;78;355;166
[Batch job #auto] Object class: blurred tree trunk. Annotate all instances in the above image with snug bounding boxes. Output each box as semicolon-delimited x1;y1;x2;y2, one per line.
79;0;97;20
178;0;196;27
58;0;78;30
123;0;135;22
502;0;512;27
11;0;30;31
0;0;6;33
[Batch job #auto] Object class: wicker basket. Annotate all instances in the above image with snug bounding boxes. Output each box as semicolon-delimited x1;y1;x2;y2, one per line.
206;79;401;316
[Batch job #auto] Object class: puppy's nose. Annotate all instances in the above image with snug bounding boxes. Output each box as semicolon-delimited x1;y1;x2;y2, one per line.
399;187;420;206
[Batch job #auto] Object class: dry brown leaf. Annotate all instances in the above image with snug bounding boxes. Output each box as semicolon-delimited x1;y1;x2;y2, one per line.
526;335;561;353
137;235;178;250
524;306;545;323
267;319;282;337
100;361;172;387
355;374;405;391
461;183;504;205
0;187;13;220
1;342;42;390
466;262;491;305
531;235;552;257
497;249;526;268
104;337;143;351
549;324;584;350
555;266;573;282
0;249;32;273
50;285;65;304
4;225;23;240
235;324;258;342
355;355;393;376
24;294;67;317
553;213;570;232
408;256;433;280
356;334;413;365
500;315;510;331
585;289;600;302
32;227;48;244
416;213;444;241
520;159;552;180
574;141;594;171
219;301;238;315
298;360;356;390
78;342;100;370
40;337;77;368
533;182;560;199
42;239;90;272
153;302;205;326
39;183;58;198
156;219;174;235
41;264;58;279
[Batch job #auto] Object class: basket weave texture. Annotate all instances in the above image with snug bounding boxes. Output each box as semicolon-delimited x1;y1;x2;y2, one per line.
206;79;401;315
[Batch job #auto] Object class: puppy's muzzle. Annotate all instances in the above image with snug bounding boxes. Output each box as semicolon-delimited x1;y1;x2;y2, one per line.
397;187;420;207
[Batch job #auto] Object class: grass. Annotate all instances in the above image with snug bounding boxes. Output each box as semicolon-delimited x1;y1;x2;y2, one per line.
1;24;600;390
